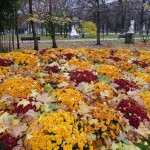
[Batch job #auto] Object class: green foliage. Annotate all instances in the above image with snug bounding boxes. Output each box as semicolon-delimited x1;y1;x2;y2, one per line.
0;0;21;32
0;46;10;53
80;21;96;35
136;138;150;150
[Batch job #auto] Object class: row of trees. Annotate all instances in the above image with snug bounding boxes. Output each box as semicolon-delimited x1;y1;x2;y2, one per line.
0;0;150;50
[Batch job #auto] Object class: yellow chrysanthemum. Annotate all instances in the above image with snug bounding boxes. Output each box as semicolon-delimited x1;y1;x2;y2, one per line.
27;111;89;150
135;72;150;83
114;49;132;61
0;67;8;77
68;59;91;70
21;50;37;55
0;51;37;68
54;88;83;110
96;65;122;79
117;61;135;72
86;49;110;63
0;77;41;98
94;82;114;99
146;67;150;73
140;91;150;114
87;103;123;145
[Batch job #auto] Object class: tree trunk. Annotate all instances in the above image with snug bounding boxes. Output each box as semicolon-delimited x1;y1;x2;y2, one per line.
29;0;39;50
50;22;57;48
82;32;85;38
63;24;68;38
12;29;15;50
60;25;63;36
140;1;144;33
96;0;101;45
119;0;126;33
49;0;57;48
15;9;20;49
9;30;11;51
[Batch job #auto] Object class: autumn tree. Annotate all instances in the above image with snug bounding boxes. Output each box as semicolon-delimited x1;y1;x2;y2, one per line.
29;0;39;50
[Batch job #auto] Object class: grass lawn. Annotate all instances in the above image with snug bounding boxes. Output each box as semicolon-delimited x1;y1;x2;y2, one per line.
17;39;150;51
18;33;142;40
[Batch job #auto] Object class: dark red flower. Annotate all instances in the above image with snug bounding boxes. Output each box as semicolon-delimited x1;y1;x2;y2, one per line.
132;60;148;68
0;134;18;150
117;100;149;128
108;56;122;62
38;48;48;55
45;66;60;73
0;58;14;67
62;53;75;60
13;103;37;116
70;70;98;85
114;79;138;92
110;49;117;56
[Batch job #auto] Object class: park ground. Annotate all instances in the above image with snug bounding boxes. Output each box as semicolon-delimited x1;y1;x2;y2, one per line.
19;39;150;51
15;33;150;51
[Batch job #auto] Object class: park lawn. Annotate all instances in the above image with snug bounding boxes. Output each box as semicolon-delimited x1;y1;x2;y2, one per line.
17;33;142;40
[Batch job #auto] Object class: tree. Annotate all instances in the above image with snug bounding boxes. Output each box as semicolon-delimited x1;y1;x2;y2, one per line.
29;0;39;50
0;0;21;51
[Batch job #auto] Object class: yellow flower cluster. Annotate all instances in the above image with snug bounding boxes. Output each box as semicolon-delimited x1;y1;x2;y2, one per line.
27;111;91;150
94;82;114;99
0;67;8;77
68;59;91;70
86;49;110;63
138;55;150;64
74;48;90;57
140;91;150;114
135;72;150;83
0;51;37;68
96;65;122;79
38;53;57;63
21;50;37;55
137;50;150;64
87;103;123;143
61;48;75;54
54;88;83;110
116;61;135;72
53;74;69;83
114;49;131;61
146;67;150;73
0;77;41;98
38;48;67;63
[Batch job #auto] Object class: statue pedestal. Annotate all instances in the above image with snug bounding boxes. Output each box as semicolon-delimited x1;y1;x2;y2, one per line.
125;33;134;44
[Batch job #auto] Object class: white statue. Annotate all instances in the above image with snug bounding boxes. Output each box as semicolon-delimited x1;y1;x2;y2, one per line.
127;20;135;33
143;24;146;32
70;25;79;37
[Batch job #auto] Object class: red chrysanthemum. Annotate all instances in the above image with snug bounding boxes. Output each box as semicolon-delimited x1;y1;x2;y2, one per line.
117;100;149;128
70;70;98;85
0;134;18;150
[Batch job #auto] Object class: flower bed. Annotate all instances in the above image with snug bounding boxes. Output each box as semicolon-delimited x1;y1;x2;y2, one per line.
0;48;150;150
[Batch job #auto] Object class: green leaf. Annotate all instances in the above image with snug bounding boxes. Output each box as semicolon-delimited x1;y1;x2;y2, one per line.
0;141;5;150
30;89;39;98
137;68;145;73
44;83;53;92
83;83;89;92
49;104;59;111
119;94;124;99
35;111;41;117
17;99;30;107
136;137;150;150
47;93;56;102
98;75;111;83
36;71;45;77
14;63;19;69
